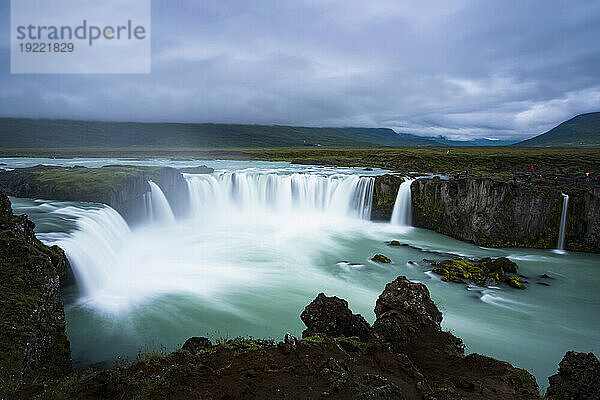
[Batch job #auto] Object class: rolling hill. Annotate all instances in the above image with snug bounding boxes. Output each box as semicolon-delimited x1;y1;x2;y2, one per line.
0;118;519;149
0;118;436;148
518;112;600;147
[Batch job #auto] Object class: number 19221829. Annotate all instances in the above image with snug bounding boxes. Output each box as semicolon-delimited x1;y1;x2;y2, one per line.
19;43;74;52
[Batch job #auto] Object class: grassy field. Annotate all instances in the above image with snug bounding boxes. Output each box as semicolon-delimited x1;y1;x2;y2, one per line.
2;146;600;177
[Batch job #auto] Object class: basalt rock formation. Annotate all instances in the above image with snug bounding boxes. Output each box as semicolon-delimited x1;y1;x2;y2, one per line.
0;190;71;386
411;176;600;252
0;165;189;221
546;351;600;400
371;174;404;221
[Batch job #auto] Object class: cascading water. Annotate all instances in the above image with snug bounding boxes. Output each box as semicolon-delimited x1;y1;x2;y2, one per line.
556;193;569;252
58;171;377;312
56;206;132;304
185;172;375;220
148;181;176;224
391;178;415;226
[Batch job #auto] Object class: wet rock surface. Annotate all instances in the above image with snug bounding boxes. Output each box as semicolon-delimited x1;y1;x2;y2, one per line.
546;351;600;400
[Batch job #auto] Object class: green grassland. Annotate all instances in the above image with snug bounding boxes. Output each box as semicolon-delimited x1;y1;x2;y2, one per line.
32;166;167;197
2;146;599;177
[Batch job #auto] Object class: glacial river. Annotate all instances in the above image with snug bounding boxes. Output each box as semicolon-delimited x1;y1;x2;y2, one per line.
3;158;599;391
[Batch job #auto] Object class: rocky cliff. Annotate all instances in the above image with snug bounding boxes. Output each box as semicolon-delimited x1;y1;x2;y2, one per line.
0;165;190;221
411;177;600;252
371;174;404;221
0;190;72;387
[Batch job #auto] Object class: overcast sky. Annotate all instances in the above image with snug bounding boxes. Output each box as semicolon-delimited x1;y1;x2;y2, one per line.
1;0;600;140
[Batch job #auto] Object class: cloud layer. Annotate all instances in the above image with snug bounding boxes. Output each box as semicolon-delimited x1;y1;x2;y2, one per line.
2;0;600;140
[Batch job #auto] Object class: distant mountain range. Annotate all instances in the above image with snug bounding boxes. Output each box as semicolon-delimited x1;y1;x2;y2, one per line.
0;114;597;148
0;117;518;149
518;112;600;147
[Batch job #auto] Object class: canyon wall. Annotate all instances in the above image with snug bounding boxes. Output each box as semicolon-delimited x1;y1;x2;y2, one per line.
411;177;600;252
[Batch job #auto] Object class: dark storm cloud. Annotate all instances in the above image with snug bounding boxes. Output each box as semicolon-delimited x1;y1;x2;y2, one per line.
1;0;600;140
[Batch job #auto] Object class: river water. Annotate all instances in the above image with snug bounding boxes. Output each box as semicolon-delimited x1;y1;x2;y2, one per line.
3;158;599;391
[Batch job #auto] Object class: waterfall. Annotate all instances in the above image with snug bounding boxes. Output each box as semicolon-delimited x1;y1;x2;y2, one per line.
57;171;377;312
557;193;569;251
391;178;415;226
57;206;132;301
185;172;375;220
148;181;176;224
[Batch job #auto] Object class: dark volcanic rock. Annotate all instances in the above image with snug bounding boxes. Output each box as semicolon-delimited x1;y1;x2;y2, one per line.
372;277;540;398
484;256;518;273
424;257;526;289
182;337;213;353
300;293;372;341
0;191;72;382
371;174;404;221
372;276;444;352
547;351;600;400
371;254;392;263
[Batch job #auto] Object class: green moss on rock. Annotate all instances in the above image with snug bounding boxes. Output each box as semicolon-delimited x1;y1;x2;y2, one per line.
371;254;391;263
428;257;525;289
0;191;72;396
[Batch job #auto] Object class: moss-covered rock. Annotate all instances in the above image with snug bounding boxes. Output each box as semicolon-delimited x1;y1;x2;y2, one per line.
426;257;526;289
0;165;189;221
371;254;391;263
370;174;404;221
0;191;72;395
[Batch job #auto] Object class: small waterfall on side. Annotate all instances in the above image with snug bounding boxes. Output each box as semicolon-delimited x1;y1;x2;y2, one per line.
148;181;176;224
184;172;375;220
391;178;415;226
557;193;569;252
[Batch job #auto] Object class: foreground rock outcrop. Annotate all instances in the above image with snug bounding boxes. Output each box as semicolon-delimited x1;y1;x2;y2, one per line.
300;293;372;341
0;165;189;221
35;275;539;399
546;351;600;400
412;176;600;252
0;191;71;385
